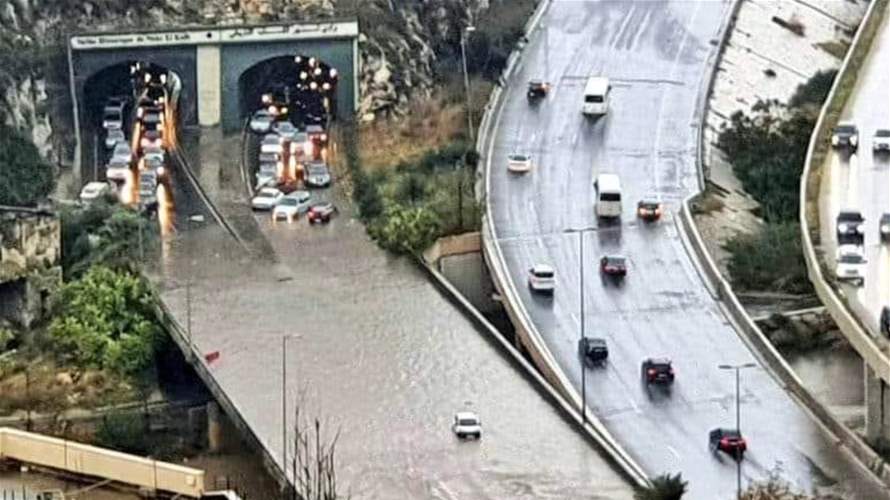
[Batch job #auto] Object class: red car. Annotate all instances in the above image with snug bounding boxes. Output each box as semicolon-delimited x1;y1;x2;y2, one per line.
710;428;747;459
641;358;674;385
600;255;627;277
308;201;337;224
637;199;662;222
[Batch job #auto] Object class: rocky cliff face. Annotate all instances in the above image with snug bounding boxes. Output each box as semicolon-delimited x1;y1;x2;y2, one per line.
0;0;485;161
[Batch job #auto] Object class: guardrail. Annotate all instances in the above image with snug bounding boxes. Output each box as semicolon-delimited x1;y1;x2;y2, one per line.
674;0;890;488
475;0;650;488
799;0;890;386
0;427;205;497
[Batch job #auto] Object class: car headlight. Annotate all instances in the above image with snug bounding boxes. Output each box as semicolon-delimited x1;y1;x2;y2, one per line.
882;224;890;233
851;136;858;145
839;223;848;232
831;136;839;146
857;223;865;233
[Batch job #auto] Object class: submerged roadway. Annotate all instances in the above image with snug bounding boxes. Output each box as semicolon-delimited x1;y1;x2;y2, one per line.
486;1;888;497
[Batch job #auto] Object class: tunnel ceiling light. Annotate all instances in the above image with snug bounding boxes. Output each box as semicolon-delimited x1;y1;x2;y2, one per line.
160;74;167;84
310;81;318;90
300;71;308;81
144;73;151;83
295;56;303;63
322;82;331;91
330;68;338;79
262;94;272;104
309;57;316;67
314;67;322;76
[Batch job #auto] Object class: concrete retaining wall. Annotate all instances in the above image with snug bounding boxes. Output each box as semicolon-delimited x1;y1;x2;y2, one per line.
0;427;205;497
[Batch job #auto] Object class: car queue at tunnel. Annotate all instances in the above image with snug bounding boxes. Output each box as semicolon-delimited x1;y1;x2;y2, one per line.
247;54;339;226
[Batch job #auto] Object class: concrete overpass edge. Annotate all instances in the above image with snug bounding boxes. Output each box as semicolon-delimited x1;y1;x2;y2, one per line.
677;0;890;488
799;0;890;432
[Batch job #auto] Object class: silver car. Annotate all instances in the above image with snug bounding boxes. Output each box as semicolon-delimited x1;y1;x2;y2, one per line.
305;162;331;188
105;129;126;149
249;109;274;134
111;142;132;164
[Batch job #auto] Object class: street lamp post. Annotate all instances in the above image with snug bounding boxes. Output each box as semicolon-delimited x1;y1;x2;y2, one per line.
564;227;596;425
460;25;477;142
281;333;301;500
718;362;756;500
185;214;205;359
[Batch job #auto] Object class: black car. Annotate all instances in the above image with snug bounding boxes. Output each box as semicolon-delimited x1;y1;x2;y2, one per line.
880;213;890;243
527;80;549;101
641;357;674;384
709;428;746;459
881;307;890;337
578;337;608;367
836;210;865;245
831;123;859;151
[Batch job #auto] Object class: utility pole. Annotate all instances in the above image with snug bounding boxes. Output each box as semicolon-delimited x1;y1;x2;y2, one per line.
565;227;596;425
461;25;477;142
719;362;756;500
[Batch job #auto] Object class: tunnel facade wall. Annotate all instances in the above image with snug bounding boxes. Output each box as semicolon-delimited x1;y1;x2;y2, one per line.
72;46;199;127
219;38;356;132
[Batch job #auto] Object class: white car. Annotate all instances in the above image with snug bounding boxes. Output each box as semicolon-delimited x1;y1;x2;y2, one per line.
272;120;300;141
528;264;556;294
140;130;163;151
255;171;276;190
79;182;112;203
261;133;286;155
250;187;284;211
105;129;126;149
874;129;890;153
452;411;482;440
111;142;133;164
272;191;312;222
249;110;274;134
305;162;331;188
105;160;131;181
835;244;866;286
507;154;533;173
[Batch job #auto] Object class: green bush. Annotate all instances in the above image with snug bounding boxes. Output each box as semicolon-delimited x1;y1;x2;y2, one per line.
0;124;55;206
723;222;813;294
635;473;687;500
94;411;149;455
48;266;161;379
369;204;441;255
60;203;154;278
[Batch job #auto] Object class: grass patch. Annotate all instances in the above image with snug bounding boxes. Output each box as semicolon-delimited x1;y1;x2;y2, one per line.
723;222;813;294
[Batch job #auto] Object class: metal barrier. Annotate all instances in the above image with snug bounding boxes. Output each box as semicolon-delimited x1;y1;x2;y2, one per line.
0;427;205;497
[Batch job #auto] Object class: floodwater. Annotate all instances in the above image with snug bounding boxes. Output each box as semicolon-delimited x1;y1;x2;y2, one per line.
786;347;864;408
147;127;636;499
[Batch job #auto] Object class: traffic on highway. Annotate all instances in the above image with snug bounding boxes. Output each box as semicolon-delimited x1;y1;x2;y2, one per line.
822;11;890;345
486;1;887;497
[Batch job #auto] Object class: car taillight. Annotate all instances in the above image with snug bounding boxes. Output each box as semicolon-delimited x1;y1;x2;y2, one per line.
720;438;729;447
647;369;656;376
669;368;675;375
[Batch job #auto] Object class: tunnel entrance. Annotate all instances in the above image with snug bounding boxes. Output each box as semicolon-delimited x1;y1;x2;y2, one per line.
83;62;180;130
237;54;339;129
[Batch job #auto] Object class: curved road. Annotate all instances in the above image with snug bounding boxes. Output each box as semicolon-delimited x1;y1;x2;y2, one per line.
820;12;890;347
487;1;887;497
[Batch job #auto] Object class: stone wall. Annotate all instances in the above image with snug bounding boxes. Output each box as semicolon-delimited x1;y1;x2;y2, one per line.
0;208;62;328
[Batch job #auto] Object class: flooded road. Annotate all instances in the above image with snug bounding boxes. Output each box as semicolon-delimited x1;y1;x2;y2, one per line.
146;129;635;499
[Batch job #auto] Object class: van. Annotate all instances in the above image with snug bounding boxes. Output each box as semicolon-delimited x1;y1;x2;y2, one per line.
582;77;611;116
594;173;621;218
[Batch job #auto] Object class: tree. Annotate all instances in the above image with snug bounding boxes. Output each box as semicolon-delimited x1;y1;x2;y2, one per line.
0;124;55;206
635;473;688;500
48;266;160;380
60;203;154;278
724;221;812;294
370;204;441;255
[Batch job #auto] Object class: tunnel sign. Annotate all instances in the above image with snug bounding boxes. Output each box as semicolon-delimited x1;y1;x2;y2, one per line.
71;21;358;50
